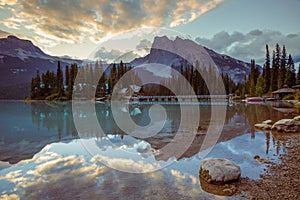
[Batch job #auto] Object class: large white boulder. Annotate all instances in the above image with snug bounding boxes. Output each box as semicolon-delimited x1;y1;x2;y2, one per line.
271;117;300;133
200;158;241;184
293;115;300;121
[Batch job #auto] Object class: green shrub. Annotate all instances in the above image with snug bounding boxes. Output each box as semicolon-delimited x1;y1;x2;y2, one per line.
295;91;300;101
56;96;68;101
45;93;68;101
282;93;295;100
45;93;60;101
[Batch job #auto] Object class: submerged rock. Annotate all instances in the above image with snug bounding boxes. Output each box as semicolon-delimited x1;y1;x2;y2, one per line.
254;123;272;131
199;158;241;184
271;117;300;133
253;155;272;164
255;119;273;131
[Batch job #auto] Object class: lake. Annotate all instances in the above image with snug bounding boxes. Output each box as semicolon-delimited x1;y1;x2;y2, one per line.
0;101;298;199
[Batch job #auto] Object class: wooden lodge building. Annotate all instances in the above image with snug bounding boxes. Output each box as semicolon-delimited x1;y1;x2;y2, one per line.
272;85;295;99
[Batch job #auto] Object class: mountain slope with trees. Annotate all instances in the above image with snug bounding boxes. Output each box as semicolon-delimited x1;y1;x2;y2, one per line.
0;35;82;99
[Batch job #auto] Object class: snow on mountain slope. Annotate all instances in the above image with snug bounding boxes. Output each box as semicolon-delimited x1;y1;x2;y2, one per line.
0;35;49;60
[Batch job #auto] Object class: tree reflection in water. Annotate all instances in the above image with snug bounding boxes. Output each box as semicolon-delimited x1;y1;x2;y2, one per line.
29;101;298;161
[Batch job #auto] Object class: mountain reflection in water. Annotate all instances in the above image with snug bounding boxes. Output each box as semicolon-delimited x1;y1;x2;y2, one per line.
0;101;299;199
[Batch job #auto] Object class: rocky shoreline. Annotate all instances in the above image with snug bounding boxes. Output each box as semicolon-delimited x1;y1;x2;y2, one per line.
236;133;300;199
197;115;300;199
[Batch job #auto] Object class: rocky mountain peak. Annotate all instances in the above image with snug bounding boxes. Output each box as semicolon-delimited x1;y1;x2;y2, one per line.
132;35;260;83
0;35;46;57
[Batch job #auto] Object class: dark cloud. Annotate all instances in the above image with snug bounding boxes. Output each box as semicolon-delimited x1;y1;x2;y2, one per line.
196;30;300;64
136;39;152;50
1;0;224;45
287;34;298;38
249;29;263;36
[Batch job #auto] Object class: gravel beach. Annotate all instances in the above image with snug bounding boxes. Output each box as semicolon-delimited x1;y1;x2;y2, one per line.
237;134;300;199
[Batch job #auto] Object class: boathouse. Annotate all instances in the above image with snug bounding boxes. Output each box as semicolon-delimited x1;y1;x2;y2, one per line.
272;85;295;99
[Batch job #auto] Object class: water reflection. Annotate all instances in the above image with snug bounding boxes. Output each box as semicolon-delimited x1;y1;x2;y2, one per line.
31;102;77;139
0;101;299;198
30;101;298;139
0;141;218;199
0;131;289;199
0;101;298;165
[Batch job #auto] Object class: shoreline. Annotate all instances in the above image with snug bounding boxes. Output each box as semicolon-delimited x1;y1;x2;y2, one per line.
237;133;300;199
285;100;300;107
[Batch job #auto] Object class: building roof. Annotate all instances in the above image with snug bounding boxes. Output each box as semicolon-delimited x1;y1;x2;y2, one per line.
272;88;295;94
119;85;141;95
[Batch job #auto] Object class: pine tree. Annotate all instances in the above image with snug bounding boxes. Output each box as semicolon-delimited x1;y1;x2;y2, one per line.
278;45;286;89
296;63;300;85
249;59;258;96
68;64;78;99
65;65;71;99
36;69;41;90
56;61;64;96
256;75;264;96
263;44;271;93
275;43;281;67
65;65;70;88
49;71;56;91
119;60;124;79
30;70;41;99
223;73;230;95
30;77;36;99
270;50;278;91
250;78;256;96
285;54;296;87
41;71;50;97
36;70;41;98
108;63;117;94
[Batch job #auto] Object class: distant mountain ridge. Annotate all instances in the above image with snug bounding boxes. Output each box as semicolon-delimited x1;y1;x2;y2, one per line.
0;35;82;99
0;35;260;99
0;35;47;59
131;36;260;83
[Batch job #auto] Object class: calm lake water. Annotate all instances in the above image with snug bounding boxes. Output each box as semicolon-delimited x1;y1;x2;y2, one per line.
0;101;298;199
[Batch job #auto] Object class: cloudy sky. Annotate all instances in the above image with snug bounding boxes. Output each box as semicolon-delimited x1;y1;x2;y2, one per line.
0;0;299;64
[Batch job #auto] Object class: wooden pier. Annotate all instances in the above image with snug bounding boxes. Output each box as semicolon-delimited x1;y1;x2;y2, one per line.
130;95;229;103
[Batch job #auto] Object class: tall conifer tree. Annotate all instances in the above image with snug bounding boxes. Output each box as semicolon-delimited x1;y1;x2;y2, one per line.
271;50;278;91
285;54;296;87
56;61;64;96
278;45;286;88
263;44;271;93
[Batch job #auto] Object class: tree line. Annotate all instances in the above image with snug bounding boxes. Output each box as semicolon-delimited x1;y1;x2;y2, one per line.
30;61;141;100
235;44;300;98
30;61;236;100
143;62;235;96
30;44;300;100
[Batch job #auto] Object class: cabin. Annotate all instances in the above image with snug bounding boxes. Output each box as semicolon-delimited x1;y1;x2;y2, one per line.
272;85;295;99
292;85;300;92
120;85;143;97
